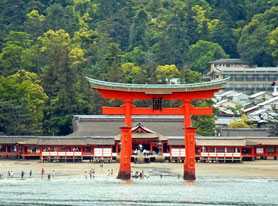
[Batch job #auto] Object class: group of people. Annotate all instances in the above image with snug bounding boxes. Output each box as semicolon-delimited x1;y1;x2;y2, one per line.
0;170;33;179
0;169;57;180
41;168;55;180
131;170;149;179
85;168;95;179
84;168;116;179
106;169;114;176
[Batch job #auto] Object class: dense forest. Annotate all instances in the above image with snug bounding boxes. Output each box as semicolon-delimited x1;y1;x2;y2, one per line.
1;0;278;136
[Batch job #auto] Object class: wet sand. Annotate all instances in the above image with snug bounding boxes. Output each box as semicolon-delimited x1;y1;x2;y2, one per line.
1;159;278;179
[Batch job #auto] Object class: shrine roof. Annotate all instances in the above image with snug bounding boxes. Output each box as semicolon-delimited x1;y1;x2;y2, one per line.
86;77;229;94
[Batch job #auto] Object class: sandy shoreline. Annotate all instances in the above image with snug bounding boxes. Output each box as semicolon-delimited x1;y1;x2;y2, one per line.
1;160;278;179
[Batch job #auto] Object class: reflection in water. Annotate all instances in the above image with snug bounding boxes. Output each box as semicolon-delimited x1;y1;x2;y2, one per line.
185;180;196;185
0;176;278;206
120;179;133;185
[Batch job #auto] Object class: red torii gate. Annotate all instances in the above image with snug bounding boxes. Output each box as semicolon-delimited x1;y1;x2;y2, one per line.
87;77;228;180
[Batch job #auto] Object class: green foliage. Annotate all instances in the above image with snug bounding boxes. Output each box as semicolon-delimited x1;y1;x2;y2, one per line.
228;114;256;128
155;64;179;83
121;62;145;83
129;9;150;51
187;40;228;74
268;27;278;65
0;31;32;76
179;68;202;83
237;7;278;66
1;0;277;135
0;70;48;135
192;101;216;136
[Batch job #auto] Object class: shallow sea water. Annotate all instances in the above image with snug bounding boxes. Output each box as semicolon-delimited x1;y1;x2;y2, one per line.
0;175;278;206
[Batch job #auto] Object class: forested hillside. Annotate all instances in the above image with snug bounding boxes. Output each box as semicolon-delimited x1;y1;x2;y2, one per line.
1;0;278;136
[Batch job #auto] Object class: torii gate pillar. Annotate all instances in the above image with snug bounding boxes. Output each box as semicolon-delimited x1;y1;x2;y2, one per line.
184;127;197;180
117;126;132;179
117;99;132;180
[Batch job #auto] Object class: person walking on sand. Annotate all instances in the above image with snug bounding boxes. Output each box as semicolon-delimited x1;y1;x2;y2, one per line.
89;170;92;179
41;168;45;179
107;169;110;176
29;170;32;178
21;170;25;179
92;169;95;178
52;170;55;178
85;171;88;179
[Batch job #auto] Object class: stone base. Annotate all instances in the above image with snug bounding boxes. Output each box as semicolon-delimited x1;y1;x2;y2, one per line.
183;171;196;180
117;171;131;180
155;155;165;163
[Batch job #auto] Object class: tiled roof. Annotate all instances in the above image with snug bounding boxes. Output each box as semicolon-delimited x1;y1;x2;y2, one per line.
209;59;249;64
86;77;229;94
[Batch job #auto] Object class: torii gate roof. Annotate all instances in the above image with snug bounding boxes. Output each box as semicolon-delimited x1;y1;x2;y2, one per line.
86;77;229;94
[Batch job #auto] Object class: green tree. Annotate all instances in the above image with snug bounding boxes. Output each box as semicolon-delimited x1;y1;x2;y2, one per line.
268;27;278;65
192;101;215;136
237;7;278;66
187;40;228;74
244;0;278;22
152;32;173;66
0;70;48;135
129;9;150;51
209;19;238;57
155;64;180;83
179;67;202;83
45;3;79;36
38;29;87;135
101;43;123;82
0;31;32;76
97;9;131;51
125;46;147;66
121;62;140;83
0;0;27;43
228;114;256;128
38;29;85;97
24;10;45;41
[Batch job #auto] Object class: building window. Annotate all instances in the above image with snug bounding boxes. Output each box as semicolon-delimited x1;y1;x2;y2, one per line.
209;147;216;153
268;75;277;81
256;74;265;81
217;147;224;153
246;74;254;81
226;147;232;153
267;148;275;154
